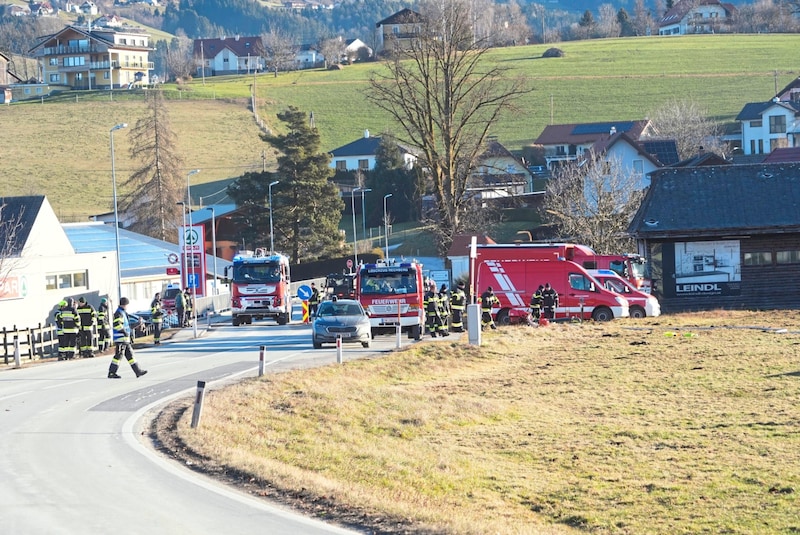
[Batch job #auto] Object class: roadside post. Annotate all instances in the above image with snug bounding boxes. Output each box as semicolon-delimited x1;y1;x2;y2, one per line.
336;334;343;364
396;298;402;348
190;380;206;429
467;304;481;346
258;345;266;377
14;335;21;369
297;284;312;324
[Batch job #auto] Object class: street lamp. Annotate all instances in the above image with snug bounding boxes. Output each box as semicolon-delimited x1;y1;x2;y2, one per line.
186;169;200;339
351;186;362;269
268;180;279;253
383;193;392;259
205;207;217;295
360;188;372;243
110;122;127;303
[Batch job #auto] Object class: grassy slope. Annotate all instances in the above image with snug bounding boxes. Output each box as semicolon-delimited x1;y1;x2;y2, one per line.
175;310;800;534
4;34;800;221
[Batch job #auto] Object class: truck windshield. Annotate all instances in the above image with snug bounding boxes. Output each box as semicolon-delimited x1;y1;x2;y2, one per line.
629;262;649;279
359;269;417;295
232;262;282;283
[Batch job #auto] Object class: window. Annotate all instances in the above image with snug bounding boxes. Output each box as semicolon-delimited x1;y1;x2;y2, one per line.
336;160;347;171
569;273;594;291
64;56;86;67
769;115;786;134
48;271;88;290
58;274;72;288
743;252;772;266
358;159;369;170
749;120;762;128
73;271;87;287
104;72;110;79
49;58;58;66
49;74;60;82
46;275;58;290
776;250;800;264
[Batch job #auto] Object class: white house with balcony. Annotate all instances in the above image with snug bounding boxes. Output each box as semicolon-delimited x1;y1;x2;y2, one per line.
736;99;800;156
658;0;736;35
329;130;417;172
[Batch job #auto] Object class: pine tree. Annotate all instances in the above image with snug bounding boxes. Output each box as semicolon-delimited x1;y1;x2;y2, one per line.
228;107;344;264
121;89;185;242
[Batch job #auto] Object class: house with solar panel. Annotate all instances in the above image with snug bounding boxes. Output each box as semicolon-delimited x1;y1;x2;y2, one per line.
736;77;800;157
582;131;680;189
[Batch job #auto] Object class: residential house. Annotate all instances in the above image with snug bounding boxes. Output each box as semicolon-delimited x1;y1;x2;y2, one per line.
64;0;80;13
193;36;264;77
628;163;800;312
29;1;55;16
344;38;372;62
95;14;124;28
469;139;533;198
30;25;153;90
376;8;424;54
533;120;654;169
80;1;98;15
582;132;676;190
762;147;800;163
0;51;24;103
294;44;322;69
5;4;30;16
328;130;417;172
735;99;800;156
658;0;736;35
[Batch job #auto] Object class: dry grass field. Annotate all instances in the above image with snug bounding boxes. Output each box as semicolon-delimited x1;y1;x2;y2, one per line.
161;310;800;534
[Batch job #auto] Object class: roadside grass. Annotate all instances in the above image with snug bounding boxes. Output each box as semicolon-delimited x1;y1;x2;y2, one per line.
174;310;800;534
5;34;800;220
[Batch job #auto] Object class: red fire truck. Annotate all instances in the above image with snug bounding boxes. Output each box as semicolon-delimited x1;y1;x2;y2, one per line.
472;244;629;322
501;243;651;293
223;248;292;326
355;259;425;340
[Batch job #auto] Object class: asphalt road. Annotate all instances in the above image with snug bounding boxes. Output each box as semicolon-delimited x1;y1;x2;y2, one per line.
0;314;426;534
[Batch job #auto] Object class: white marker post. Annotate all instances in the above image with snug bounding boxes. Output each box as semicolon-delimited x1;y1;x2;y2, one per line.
336;335;343;364
258;345;266;377
14;335;21;368
190;380;206;429
396;298;402;348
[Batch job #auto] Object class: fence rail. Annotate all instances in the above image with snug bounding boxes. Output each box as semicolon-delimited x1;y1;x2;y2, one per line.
2;323;59;364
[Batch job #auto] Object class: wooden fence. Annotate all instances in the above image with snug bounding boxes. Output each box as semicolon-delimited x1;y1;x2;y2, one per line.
2;323;60;364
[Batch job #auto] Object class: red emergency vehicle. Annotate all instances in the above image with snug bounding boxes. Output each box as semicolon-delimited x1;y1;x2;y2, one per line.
587;269;660;318
473;244;630;322
223;248;292;326
355;259;424;340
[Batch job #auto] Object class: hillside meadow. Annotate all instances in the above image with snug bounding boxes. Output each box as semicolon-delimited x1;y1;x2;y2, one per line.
3;34;800;220
158;310;800;534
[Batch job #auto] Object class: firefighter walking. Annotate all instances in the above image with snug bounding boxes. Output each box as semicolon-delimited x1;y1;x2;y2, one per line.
56;299;80;360
449;282;466;332
480;286;500;330
150;292;164;345
107;297;148;379
76;296;97;358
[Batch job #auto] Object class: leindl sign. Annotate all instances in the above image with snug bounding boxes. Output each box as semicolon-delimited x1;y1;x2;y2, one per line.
179;225;207;298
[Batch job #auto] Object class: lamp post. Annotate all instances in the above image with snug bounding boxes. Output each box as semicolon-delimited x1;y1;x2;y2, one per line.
206;207;217;295
110;123;127;303
383;193;392;259
360;188;372;243
351;187;362;269
268;180;279;253
186;169;200;338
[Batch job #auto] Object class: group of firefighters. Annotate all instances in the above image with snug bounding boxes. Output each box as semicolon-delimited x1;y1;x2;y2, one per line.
54;297;112;360
423;281;467;337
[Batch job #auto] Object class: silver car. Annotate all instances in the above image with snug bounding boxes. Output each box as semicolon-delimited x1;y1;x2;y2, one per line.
311;299;371;349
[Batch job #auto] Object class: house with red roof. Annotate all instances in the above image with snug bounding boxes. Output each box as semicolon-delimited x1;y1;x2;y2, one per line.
194;36;264;76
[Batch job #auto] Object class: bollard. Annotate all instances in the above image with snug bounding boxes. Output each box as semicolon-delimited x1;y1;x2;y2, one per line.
336;335;343;364
190;380;206;428
14;335;21;369
258;345;266;377
396;324;402;349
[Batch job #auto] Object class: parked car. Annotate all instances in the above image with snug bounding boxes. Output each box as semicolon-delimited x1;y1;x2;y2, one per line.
311;299;371;349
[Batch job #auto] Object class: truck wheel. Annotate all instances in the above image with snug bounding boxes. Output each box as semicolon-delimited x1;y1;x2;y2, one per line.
496;309;511;325
232;316;240;326
277;314;288;326
371;328;378;339
592;307;613;321
411;324;422;340
362;340;371;348
313;340;322;349
630;306;646;319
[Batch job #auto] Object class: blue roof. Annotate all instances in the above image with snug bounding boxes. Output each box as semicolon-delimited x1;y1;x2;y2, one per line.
63;222;224;280
572;121;636;135
188;204;237;225
329;136;382;158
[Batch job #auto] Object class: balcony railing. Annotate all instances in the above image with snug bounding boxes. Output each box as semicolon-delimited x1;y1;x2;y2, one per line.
119;61;155;70
42;45;105;55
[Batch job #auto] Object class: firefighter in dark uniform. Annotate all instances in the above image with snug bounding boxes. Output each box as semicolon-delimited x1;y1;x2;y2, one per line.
108;297;148;379
437;284;451;336
56;299;81;360
76;296;97;357
530;285;544;323
424;282;443;337
150;292;164;345
480;286;499;330
541;282;559;320
97;298;111;351
449;282;467;332
54;301;67;360
309;282;321;317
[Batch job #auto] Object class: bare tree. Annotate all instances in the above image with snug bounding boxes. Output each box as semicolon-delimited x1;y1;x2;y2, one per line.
165;31;194;82
366;0;530;255
649;98;724;160
491;0;530;46
0;201;24;288
121;89;185;242
318;37;345;68
633;0;655;36
542;157;643;254
260;30;298;75
597;3;621;38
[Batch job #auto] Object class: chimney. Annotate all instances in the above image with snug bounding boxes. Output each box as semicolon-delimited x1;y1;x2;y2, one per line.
235;35;240;41
609;126;617;135
364;129;370;138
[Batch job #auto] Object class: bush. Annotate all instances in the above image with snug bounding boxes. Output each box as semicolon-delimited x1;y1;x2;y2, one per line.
542;47;565;58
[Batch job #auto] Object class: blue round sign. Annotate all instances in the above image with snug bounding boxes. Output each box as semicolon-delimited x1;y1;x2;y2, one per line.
297;284;312;300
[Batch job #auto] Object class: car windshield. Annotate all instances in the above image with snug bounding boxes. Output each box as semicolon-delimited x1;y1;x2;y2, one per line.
317;303;363;317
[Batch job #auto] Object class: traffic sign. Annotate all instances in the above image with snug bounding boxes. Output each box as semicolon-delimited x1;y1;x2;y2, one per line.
187;273;199;289
166;267;180;275
167;253;179;264
297;284;312;301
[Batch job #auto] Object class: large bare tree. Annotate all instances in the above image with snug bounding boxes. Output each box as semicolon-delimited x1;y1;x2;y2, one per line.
0;200;24;289
121;89;185;242
366;0;530;254
260;30;298;75
542;157;643;254
649;98;724;160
